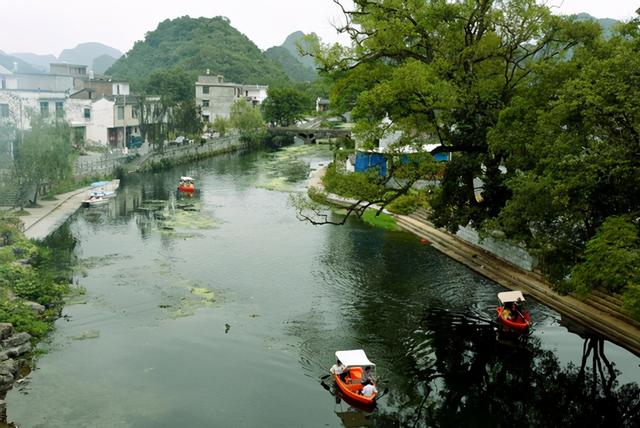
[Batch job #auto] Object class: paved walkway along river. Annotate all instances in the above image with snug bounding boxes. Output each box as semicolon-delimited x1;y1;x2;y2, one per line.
7;146;640;427
309;168;640;356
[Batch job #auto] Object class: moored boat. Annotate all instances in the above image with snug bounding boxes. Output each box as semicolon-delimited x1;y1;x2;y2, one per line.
82;195;109;207
332;349;378;406
496;290;531;333
178;176;196;193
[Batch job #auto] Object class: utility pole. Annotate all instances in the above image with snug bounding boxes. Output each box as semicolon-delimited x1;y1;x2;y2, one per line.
123;93;127;150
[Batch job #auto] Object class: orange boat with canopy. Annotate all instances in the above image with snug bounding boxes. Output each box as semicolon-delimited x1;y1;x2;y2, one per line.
332;349;378;406
178;176;195;193
496;290;531;333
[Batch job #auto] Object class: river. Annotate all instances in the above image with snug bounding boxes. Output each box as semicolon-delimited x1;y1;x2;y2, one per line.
7;145;640;427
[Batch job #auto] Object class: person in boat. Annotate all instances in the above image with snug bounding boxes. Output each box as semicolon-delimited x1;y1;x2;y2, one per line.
513;297;525;321
360;379;378;397
330;359;348;381
502;303;513;320
362;366;375;384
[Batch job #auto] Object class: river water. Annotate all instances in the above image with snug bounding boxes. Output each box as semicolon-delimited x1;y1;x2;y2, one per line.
7;145;640;427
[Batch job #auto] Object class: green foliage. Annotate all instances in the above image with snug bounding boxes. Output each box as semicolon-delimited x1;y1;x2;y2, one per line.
361;209;399;231
107;16;289;88
0;301;50;339
171;101;204;139
622;283;640;321
211;116;230;137
264;46;317;82
570;218;640;296
229;100;267;144
141;67;194;103
261;87;311;126
0;217;77;338
13;117;74;206
386;191;428;215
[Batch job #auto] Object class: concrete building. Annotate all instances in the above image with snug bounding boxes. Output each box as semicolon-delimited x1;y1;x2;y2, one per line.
73;78;130;98
196;73;268;123
49;63;88;78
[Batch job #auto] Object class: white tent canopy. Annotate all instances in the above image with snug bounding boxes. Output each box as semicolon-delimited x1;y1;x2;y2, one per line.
498;291;525;304
180;176;194;181
335;349;375;368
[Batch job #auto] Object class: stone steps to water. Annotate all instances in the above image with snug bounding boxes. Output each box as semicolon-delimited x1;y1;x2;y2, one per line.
393;214;640;354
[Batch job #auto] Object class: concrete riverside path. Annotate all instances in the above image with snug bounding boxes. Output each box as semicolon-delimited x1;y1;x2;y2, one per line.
19;180;119;240
308;167;640;356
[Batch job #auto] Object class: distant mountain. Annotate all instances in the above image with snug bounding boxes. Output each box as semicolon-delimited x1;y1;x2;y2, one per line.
107;16;289;87
574;13;620;38
265;46;317;82
59;42;122;68
0;52;41;74
280;31;317;70
92;54;118;75
10;52;57;73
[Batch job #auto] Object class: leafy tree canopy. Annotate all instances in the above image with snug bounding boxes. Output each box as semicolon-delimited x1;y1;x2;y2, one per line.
230;100;266;144
261;87;311;127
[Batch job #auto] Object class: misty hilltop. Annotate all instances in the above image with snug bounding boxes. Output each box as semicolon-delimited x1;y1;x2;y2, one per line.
107;16;289;87
265;31;318;82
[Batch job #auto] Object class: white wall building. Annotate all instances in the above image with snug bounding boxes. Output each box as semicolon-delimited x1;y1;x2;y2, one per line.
196;74;268;123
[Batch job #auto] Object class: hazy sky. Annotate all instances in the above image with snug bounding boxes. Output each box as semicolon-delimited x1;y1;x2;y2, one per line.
1;0;638;56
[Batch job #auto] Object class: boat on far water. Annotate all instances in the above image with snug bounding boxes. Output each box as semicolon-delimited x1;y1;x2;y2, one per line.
178;176;196;193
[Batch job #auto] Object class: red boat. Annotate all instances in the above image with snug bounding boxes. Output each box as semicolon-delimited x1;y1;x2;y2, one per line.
178;176;195;193
496;291;531;333
332;349;378;406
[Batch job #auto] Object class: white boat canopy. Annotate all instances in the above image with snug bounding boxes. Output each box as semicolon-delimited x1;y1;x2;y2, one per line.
180;176;194;181
498;291;526;304
335;349;375;368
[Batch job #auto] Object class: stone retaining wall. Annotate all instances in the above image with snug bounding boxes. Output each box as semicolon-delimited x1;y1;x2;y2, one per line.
0;323;32;400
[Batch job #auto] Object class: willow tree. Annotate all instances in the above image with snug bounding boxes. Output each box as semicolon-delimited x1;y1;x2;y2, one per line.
312;0;598;228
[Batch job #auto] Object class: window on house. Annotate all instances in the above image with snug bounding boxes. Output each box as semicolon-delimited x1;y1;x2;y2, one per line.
40;102;49;117
132;107;139;119
203;86;209;94
1;78;5;89
0;104;9;118
202;100;209;107
117;106;124;120
84;107;91;119
56;101;64;118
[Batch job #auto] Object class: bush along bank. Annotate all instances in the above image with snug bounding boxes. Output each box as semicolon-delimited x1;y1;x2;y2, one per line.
0;214;78;411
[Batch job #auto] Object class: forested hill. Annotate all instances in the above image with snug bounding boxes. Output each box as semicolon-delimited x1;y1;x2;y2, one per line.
107;16;289;88
265;31;317;82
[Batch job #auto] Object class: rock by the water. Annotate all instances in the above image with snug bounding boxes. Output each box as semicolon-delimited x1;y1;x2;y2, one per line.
24;301;46;315
0;360;18;377
2;332;31;348
0;324;12;341
6;343;31;358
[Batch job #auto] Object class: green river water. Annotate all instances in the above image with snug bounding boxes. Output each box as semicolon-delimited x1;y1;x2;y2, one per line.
6;145;640;427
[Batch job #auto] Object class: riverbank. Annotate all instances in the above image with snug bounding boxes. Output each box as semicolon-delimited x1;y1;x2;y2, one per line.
309;167;640;356
17;180;119;240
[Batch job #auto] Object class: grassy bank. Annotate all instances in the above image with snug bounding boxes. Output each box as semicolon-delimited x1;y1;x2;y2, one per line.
0;213;78;340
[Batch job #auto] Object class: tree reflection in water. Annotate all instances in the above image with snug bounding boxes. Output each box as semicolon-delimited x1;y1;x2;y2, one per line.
369;309;640;427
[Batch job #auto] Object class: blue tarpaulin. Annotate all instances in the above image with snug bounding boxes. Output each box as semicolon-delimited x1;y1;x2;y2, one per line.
355;152;387;176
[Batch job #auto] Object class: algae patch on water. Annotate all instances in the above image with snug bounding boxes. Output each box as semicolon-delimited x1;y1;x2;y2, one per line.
190;287;215;302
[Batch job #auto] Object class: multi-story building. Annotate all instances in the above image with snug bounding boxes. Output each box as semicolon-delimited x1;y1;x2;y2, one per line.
195;73;268;123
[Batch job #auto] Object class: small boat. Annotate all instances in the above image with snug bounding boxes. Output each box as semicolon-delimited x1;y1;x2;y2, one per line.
178;176;195;193
496;290;531;333
332;349;378;406
82;195;109;207
88;190;115;199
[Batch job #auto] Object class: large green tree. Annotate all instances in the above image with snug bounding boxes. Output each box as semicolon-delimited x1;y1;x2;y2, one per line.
315;0;598;231
261;87;311;127
230;100;266;144
13;117;74;206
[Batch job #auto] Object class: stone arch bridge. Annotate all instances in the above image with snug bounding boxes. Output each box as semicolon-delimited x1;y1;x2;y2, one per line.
267;127;352;144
